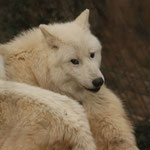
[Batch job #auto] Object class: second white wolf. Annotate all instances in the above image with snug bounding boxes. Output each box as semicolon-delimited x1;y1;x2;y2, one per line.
0;9;139;150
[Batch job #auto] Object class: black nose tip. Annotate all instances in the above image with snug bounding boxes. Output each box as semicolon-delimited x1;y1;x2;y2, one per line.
92;78;104;87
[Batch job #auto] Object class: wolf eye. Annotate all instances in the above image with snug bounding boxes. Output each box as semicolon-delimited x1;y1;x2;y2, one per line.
71;59;79;65
90;52;95;58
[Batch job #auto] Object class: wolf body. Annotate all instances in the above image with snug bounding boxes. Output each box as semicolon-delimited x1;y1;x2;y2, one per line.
0;80;96;150
0;10;139;150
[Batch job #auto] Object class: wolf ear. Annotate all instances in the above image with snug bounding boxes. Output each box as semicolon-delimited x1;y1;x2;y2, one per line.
39;24;60;49
75;9;90;29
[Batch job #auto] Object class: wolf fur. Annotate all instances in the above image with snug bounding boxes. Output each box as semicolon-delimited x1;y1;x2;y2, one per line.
0;9;139;150
0;80;96;150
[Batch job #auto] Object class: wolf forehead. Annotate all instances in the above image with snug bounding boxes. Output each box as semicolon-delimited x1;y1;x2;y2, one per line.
40;9;102;52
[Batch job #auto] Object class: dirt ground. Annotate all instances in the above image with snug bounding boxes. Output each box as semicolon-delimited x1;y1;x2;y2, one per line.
0;0;150;149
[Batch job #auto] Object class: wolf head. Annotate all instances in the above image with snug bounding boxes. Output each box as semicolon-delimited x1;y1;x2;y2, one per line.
39;9;104;94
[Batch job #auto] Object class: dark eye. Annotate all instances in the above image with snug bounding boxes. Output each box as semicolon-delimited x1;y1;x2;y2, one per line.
90;52;95;58
71;59;79;65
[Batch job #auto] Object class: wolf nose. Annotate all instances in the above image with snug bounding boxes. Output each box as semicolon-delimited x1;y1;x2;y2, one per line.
92;77;104;87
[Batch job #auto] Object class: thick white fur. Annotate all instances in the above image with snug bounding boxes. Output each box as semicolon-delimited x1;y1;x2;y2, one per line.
0;80;96;150
0;9;139;150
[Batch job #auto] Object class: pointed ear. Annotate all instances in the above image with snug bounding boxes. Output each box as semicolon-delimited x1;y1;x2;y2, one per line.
39;24;60;49
74;9;90;29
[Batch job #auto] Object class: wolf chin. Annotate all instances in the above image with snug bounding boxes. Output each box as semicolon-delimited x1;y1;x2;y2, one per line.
0;9;139;150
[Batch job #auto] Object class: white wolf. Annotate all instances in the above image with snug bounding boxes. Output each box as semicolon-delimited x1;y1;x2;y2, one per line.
0;9;139;150
0;80;96;150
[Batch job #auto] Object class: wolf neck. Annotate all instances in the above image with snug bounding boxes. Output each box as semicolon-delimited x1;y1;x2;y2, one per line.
51;82;103;109
3;50;49;88
0;28;49;87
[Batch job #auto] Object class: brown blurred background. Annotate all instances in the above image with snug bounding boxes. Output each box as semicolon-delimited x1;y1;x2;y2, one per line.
0;0;150;149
